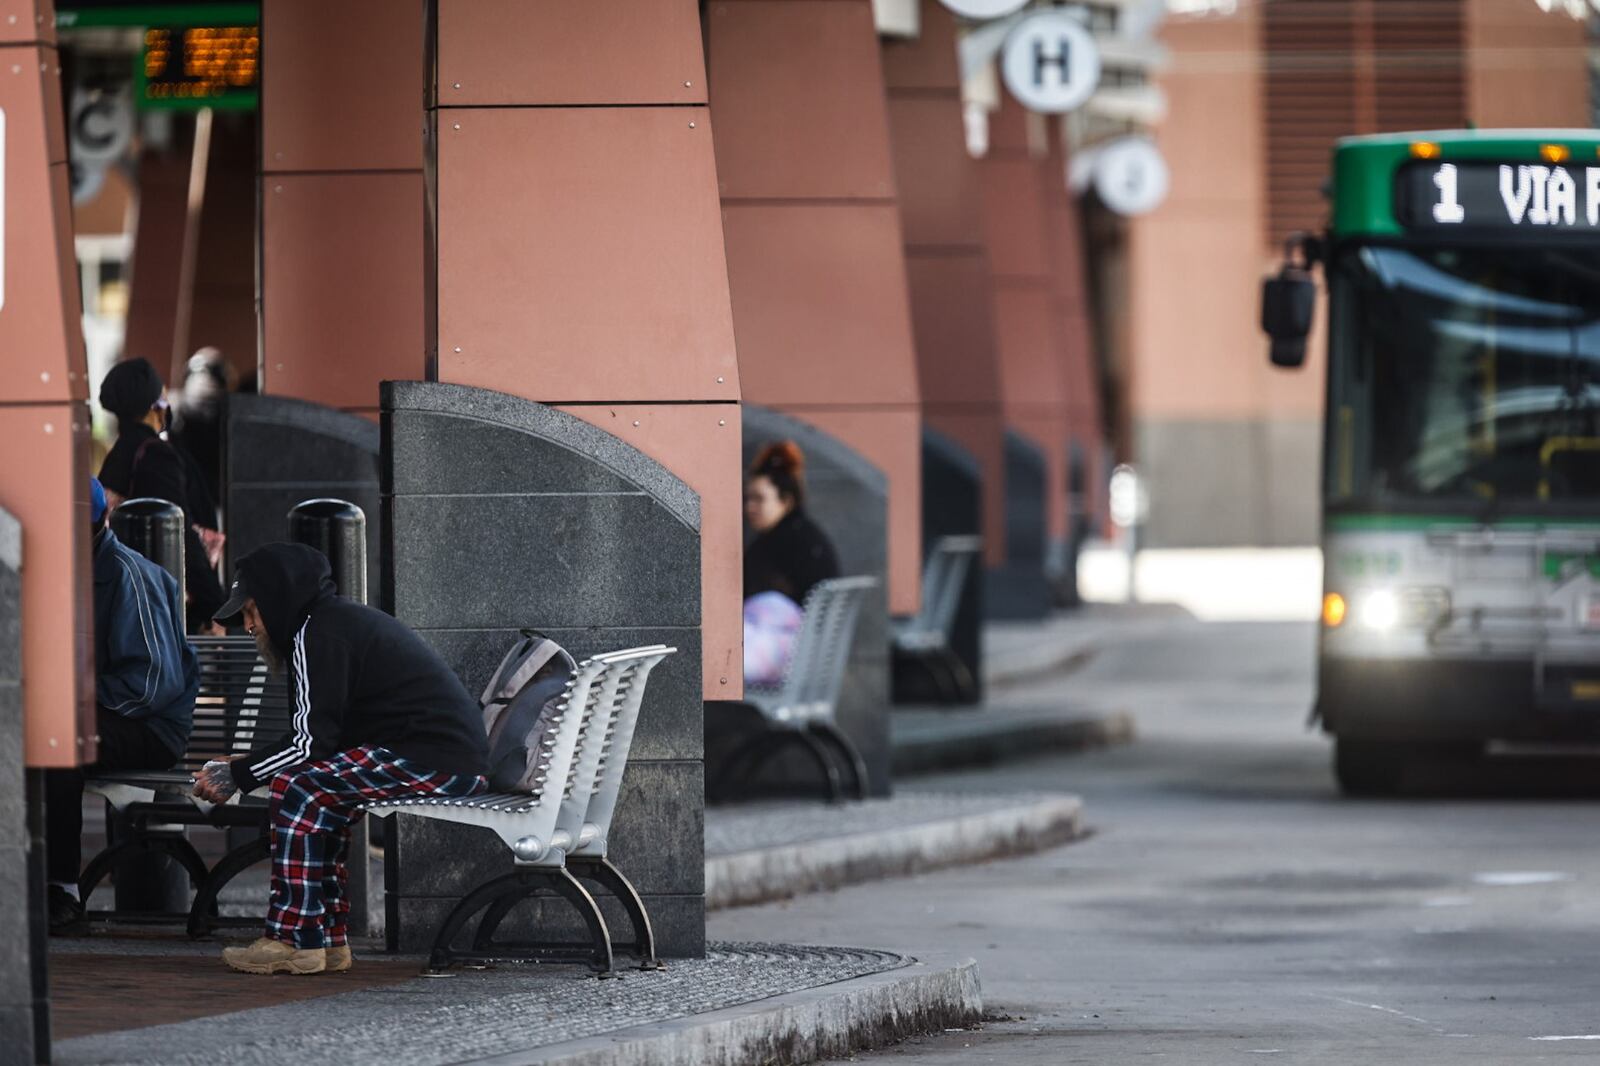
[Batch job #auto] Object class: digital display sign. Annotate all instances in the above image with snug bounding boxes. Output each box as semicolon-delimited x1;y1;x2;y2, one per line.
138;24;259;110
1397;161;1600;235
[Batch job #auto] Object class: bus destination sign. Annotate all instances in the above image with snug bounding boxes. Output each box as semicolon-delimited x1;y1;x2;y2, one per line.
1398;161;1600;234
139;24;259;110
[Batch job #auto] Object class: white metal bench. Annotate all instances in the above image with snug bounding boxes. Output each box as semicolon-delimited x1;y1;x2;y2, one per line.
710;576;876;803
362;644;675;976
893;535;983;701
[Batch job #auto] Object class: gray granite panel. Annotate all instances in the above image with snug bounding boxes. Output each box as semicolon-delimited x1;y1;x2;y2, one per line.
0;508;33;1056
742;406;891;796
988;431;1049;620
383;383;705;958
386;761;703;898
388;411;641;497
0;845;27;1001
383;382;698;529
224;393;382;596
0;1005;33;1066
905;428;983;701
389;892;705;958
418;627;702;761
389;495;700;629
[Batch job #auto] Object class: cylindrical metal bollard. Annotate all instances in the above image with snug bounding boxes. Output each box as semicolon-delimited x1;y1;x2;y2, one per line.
105;498;192;915
286;498;374;932
287;499;367;604
109;498;186;608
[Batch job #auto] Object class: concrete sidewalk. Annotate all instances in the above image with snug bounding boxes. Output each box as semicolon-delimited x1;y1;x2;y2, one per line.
705;791;1084;909
52;939;981;1066
887;604;1168;776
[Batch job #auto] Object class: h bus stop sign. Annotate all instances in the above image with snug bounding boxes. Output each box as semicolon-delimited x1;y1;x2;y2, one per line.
1001;11;1100;114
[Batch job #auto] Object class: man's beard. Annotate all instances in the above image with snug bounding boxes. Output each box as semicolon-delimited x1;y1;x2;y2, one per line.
253;628;284;674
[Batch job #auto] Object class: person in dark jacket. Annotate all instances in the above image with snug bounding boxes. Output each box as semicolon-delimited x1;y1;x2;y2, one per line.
743;440;841;603
192;543;489;975
47;478;199;933
97;357;225;631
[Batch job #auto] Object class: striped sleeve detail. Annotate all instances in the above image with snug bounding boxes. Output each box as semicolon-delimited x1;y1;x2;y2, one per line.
250;621;313;780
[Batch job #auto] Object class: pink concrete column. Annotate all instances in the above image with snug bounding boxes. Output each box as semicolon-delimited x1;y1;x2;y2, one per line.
429;1;743;699
883;0;1006;568
977;95;1072;548
1044;128;1106;531
260;0;425;412
708;0;924;615
0;0;94;766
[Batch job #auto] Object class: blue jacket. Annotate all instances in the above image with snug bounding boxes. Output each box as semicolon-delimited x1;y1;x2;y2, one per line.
93;528;198;757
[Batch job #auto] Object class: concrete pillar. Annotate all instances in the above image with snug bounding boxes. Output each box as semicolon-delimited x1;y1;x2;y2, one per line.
1043;125;1106;548
883;0;1005;569
401;0;744;957
708;0;924;618
260;0;425;413
428;0;742;705
121;136;190;372
183;115;256;386
0;0;94;768
976;96;1071;617
1;2;91;1056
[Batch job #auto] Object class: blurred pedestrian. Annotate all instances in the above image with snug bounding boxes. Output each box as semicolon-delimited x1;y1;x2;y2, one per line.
742;441;840;684
744;440;840;603
171;346;233;507
46;478;198;934
97;357;226;631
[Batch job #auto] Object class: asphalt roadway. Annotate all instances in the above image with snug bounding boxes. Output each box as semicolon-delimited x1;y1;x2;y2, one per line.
709;618;1600;1063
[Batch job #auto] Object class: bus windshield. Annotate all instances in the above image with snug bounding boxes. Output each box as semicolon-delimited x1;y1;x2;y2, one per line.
1326;243;1600;512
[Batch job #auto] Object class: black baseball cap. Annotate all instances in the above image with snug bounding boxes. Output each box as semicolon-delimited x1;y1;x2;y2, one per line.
213;574;251;628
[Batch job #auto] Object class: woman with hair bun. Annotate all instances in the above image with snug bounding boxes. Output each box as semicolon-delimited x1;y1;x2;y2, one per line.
742;441;841;685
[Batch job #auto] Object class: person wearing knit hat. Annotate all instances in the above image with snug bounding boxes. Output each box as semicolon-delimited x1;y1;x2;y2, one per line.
95;357;225;631
46;477;198;934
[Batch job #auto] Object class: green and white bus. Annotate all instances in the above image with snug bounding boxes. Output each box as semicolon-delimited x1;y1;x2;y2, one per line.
1264;130;1600;794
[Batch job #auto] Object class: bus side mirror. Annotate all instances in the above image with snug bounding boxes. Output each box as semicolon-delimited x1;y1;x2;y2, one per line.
1261;269;1315;369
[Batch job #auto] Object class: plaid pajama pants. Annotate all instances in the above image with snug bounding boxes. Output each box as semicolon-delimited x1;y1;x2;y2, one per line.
265;745;486;949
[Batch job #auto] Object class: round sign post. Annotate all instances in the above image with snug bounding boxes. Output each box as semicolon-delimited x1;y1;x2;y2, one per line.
938;0;1029;18
1000;11;1101;114
1093;137;1171;217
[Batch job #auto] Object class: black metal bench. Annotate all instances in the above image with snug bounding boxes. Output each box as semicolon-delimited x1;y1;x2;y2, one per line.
81;636;290;937
893;534;983;702
709;576;877;803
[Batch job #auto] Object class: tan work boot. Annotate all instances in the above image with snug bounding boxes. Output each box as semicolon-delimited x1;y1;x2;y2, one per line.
222;937;326;975
326;944;353;973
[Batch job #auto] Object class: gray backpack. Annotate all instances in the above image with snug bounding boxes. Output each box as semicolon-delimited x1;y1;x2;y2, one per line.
481;631;578;793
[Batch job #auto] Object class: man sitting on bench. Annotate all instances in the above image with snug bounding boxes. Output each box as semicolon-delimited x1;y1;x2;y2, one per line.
47;477;199;933
191;542;489;975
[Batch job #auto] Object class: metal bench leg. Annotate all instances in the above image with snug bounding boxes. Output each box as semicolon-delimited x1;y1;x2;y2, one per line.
570;857;660;969
716;728;841;803
709;730;787;802
80;834;210;916
187;835;270;938
430;869;614;976
808;721;869;802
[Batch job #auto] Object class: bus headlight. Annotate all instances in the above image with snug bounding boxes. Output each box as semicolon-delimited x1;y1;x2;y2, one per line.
1361;589;1401;630
1346;587;1451;631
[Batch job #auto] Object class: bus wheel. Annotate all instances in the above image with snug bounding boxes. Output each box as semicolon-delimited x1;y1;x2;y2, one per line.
1333;739;1407;796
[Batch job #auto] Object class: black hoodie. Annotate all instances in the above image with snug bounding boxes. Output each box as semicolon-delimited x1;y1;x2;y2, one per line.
227;543;489;793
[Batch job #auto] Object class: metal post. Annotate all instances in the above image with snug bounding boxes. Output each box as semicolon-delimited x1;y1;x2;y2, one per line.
288;499;367;603
106;499;192;915
109;498;186;607
287;499;372;935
